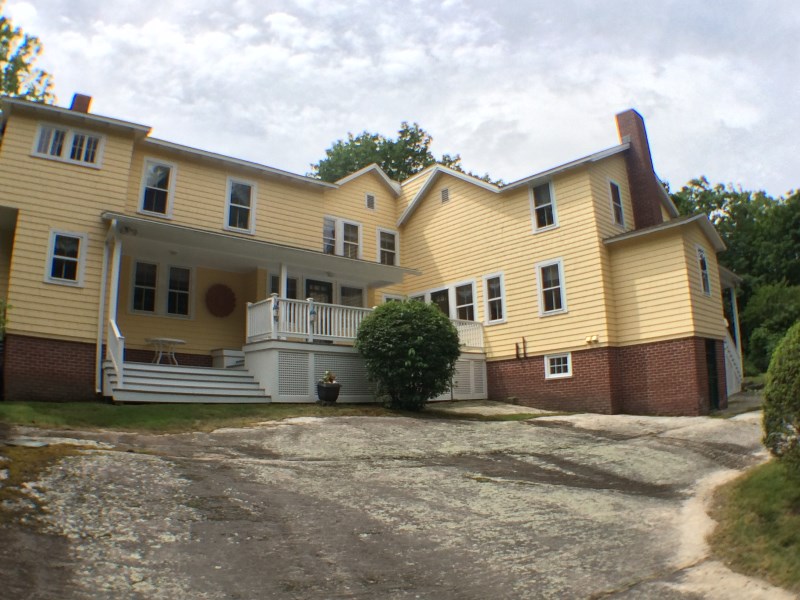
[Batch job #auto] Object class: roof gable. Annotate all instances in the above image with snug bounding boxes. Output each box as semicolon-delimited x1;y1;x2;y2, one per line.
335;164;400;196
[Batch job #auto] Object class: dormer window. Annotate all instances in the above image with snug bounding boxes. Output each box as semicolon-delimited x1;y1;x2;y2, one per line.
34;124;103;167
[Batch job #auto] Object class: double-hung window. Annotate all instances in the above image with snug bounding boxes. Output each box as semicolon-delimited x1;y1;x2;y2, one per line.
697;247;711;296
455;283;475;320
536;259;567;315
322;217;361;258
531;182;557;231
609;181;625;227
226;179;255;233
34;124;103;167
484;273;505;323
45;230;87;286
131;261;191;317
133;262;158;312
141;159;175;216
167;267;191;316
378;229;398;266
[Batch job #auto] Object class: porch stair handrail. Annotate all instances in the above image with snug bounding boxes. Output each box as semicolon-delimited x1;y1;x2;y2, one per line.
107;319;125;389
723;330;743;395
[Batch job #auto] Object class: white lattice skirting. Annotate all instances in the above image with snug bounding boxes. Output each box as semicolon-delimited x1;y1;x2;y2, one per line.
244;339;486;403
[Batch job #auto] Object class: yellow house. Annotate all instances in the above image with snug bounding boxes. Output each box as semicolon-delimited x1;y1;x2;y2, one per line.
0;95;742;415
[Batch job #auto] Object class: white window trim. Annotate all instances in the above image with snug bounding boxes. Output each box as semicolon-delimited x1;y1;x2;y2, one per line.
696;245;712;296
376;227;399;266
139;157;177;219
223;177;257;234
608;179;625;228
535;258;568;316
32;122;105;169
529;181;559;233
365;192;376;210
44;229;88;287
129;260;194;318
382;293;405;303
410;279;478;321
544;352;572;379
323;216;363;259
482;272;506;325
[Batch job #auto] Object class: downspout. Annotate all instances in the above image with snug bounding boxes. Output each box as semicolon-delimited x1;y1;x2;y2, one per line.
95;219;117;393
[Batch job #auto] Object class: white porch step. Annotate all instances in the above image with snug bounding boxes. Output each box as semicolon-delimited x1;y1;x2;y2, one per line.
103;361;270;404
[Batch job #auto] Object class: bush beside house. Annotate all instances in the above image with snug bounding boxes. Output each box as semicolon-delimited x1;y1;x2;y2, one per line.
355;301;460;411
763;321;800;473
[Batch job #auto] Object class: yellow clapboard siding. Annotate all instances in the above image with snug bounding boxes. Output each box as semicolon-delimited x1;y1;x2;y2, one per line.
683;225;726;339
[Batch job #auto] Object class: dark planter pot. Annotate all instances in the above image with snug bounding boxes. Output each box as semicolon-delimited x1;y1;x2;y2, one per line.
317;382;341;403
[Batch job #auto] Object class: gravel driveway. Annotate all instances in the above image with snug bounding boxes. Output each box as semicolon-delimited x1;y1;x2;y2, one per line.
0;409;791;599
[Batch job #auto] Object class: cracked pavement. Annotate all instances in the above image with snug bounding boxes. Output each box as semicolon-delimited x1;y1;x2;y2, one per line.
0;410;793;599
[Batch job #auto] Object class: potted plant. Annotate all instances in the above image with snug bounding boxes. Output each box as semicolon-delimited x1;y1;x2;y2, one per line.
317;371;341;404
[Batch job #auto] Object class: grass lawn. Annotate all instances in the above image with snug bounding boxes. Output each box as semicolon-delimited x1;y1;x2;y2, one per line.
0;400;541;433
710;460;800;593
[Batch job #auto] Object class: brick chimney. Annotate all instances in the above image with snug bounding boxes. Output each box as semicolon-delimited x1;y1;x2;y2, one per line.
616;109;665;229
70;93;92;113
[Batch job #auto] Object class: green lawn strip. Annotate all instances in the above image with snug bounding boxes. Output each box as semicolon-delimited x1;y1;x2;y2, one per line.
0;401;395;433
710;460;800;592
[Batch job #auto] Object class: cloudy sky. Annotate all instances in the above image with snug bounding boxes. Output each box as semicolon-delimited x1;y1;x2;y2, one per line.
6;0;798;195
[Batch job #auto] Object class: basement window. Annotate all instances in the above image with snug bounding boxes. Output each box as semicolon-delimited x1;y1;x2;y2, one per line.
544;353;572;379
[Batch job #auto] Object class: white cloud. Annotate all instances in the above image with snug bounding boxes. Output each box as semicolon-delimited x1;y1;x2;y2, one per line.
5;0;799;196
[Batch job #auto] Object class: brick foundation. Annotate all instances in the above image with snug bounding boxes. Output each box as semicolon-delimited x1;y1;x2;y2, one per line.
1;335;214;401
487;337;728;416
3;334;97;401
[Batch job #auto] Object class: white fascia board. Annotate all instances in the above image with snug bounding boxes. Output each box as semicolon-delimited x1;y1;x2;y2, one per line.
143;138;337;190
1;96;151;136
335;164;401;196
604;213;726;252
500;143;631;193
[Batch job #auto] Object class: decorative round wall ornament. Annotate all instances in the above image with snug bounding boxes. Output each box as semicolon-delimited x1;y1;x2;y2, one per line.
205;283;236;318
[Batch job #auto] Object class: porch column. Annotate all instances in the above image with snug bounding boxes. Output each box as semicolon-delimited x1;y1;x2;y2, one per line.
280;263;288;298
108;233;123;323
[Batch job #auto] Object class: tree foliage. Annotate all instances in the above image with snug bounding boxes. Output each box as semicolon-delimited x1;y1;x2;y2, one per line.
0;1;54;102
741;283;800;373
355;300;461;411
310;121;499;184
763;321;800;474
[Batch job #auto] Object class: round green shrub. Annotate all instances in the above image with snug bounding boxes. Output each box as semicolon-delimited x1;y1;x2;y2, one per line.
355;300;461;411
762;320;800;474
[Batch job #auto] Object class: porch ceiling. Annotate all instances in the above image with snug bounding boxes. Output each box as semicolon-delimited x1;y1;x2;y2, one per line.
102;212;418;286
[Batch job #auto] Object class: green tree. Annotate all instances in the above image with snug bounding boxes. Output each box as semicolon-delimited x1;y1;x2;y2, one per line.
1;1;54;102
310;121;500;184
742;283;800;373
355;300;461;411
762;321;800;474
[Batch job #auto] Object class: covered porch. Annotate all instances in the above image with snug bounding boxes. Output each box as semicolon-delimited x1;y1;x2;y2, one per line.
98;213;486;403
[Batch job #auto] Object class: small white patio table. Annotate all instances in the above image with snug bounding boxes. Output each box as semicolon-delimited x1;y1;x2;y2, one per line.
146;337;186;365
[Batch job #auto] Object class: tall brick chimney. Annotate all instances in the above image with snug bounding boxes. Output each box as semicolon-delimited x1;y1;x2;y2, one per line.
616;109;665;229
70;93;92;113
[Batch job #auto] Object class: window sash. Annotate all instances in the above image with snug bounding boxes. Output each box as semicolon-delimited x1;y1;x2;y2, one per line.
50;234;80;281
610;182;624;226
533;183;555;229
540;263;564;313
698;249;711;295
227;181;253;230
142;162;172;214
133;262;158;312
340;286;364;307
343;223;359;258
322;218;336;255
270;275;298;300
167;267;191;316
379;231;397;265
486;276;504;321
37;126;67;157
455;284;475;321
545;353;571;378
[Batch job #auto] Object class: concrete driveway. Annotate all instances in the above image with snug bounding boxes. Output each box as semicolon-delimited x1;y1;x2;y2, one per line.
0;408;791;599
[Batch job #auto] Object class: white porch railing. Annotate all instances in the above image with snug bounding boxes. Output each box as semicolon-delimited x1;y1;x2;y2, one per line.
107;319;125;388
246;295;485;349
723;331;743;395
